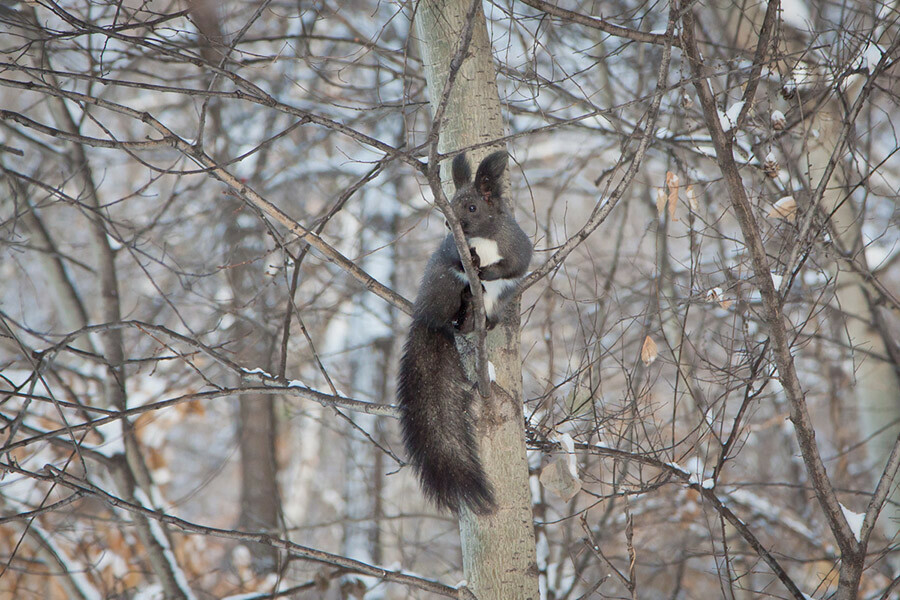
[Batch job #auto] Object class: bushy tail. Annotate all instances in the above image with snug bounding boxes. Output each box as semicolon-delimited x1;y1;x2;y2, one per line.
397;322;495;514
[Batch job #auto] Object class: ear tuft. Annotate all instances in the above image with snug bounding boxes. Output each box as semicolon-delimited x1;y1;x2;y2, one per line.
452;153;472;191
474;151;508;201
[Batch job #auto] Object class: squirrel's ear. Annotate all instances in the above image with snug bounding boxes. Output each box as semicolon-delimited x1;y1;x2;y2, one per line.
452;153;471;190
474;151;507;201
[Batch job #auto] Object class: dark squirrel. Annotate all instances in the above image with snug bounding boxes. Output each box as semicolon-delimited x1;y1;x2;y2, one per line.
397;150;532;514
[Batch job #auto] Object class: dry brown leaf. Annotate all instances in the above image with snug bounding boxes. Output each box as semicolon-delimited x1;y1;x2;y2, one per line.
641;335;658;365
666;171;680;221
705;287;731;309
666;170;680;194
771;110;787;130
656;187;666;217
763;152;779;178
686;184;699;211
539;458;582;502
768;196;797;221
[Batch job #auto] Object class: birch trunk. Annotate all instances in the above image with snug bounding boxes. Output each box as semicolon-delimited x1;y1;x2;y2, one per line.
414;2;539;598
809;99;900;542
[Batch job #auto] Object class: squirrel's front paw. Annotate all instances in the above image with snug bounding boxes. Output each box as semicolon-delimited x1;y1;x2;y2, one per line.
469;248;481;270
455;304;476;333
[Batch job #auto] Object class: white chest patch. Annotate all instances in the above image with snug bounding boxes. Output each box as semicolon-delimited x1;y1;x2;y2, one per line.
482;278;517;318
452;271;518;318
452;236;519;319
468;237;502;267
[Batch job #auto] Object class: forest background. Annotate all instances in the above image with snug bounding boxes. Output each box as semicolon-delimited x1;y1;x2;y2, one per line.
1;1;899;599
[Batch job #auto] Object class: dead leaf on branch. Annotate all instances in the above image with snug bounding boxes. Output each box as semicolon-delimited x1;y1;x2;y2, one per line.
540;458;582;502
771;109;787;130
763;152;779;178
641;335;658;366
686;184;699;211
666;171;679;221
706;287;732;309
768;196;797;221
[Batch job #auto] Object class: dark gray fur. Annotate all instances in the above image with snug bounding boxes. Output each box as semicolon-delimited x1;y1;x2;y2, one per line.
397;151;532;514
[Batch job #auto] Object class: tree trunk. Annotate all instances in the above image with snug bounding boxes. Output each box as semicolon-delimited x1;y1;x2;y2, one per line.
237;392;281;570
225;209;283;573
414;2;539;598
811;99;900;542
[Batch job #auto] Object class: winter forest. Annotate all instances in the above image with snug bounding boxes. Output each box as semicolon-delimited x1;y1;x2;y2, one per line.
1;0;899;599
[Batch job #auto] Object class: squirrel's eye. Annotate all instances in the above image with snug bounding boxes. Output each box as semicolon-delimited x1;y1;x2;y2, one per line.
468;204;476;212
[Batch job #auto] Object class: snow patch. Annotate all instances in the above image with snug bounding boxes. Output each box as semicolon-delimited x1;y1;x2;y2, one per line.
133;584;164;600
718;101;744;132
559;433;578;478
840;503;864;542
133;489;197;600
106;233;123;250
91;419;125;457
666;461;689;475
685;456;707;485
780;0;812;29
241;367;272;378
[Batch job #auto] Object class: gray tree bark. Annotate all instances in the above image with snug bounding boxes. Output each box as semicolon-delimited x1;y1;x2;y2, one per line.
223;177;282;576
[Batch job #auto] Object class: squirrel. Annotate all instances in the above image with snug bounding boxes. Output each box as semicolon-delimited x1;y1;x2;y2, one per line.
397;150;532;515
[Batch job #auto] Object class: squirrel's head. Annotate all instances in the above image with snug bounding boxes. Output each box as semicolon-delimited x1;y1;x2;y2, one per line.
445;150;507;236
